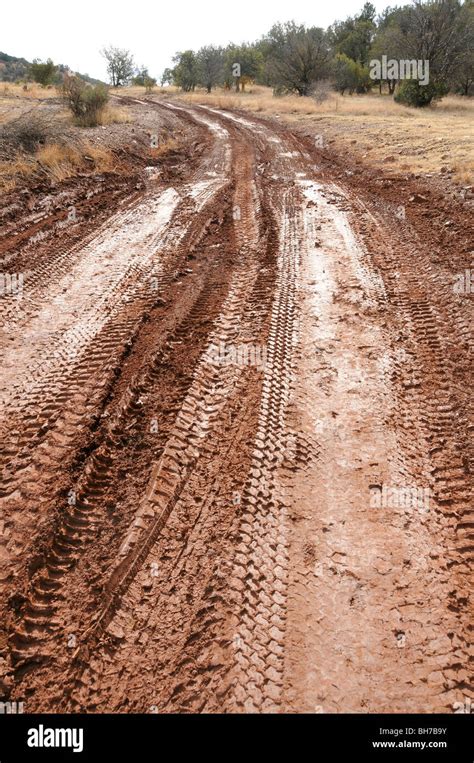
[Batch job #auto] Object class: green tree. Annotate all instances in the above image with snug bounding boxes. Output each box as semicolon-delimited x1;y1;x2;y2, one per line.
383;0;471;105
160;68;174;86
263;22;330;96
225;44;263;91
30;58;57;87
101;46;135;87
197;46;224;92
370;8;408;93
172;50;199;92
332;53;370;94
448;1;474;95
132;66;156;91
328;3;377;67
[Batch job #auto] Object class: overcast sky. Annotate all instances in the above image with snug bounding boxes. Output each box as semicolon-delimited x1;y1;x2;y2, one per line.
2;0;390;82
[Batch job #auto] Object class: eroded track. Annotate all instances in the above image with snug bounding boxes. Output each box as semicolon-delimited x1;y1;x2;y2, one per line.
0;100;472;713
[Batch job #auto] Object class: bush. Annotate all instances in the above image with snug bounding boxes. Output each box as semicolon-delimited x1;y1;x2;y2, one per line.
132;70;157;92
0;114;60;157
332;54;370;95
62;76;109;126
310;79;331;103
29;59;57;87
80;86;109;126
394;80;448;108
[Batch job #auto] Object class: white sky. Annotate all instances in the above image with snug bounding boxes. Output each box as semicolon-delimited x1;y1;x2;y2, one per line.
2;0;390;82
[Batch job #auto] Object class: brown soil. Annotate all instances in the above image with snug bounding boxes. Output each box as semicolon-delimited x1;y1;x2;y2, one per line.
0;98;472;714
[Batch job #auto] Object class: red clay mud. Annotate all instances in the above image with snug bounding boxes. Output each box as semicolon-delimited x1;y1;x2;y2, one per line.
0;99;471;713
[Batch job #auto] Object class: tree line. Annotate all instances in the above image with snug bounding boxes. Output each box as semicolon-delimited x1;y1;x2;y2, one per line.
164;0;473;106
20;0;474;108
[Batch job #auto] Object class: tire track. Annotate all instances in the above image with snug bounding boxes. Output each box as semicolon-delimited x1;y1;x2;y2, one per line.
3;99;471;715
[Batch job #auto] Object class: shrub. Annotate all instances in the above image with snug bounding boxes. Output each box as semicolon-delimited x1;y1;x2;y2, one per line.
332;54;370;95
62;76;109;126
80;85;109;126
311;79;331;103
0;114;59;156
29;59;57;87
394;80;448;108
132;69;157;92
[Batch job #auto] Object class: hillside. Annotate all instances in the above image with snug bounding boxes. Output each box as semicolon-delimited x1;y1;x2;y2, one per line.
0;51;104;85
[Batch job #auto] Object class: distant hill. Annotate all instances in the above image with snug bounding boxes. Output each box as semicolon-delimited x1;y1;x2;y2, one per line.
0;52;104;85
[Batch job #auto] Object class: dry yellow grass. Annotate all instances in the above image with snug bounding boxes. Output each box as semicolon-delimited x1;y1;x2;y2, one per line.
35;143;83;181
150;137;179;158
0;88;130;128
120;85;178;99
85;145;115;172
0;82;60;99
97;105;131;125
173;87;474;185
0;141;115;191
0;154;32;191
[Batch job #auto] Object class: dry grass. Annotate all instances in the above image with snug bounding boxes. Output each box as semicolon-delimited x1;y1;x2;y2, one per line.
35;143;83;181
0;88;128;190
121;85;178;98
151;137;179;158
0;87;130;128
97;105;130;125
0;82;60;99
0;141;114;191
172;87;474;185
84;145;115;172
0;154;32;191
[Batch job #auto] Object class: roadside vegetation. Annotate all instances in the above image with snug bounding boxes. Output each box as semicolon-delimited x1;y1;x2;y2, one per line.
0;0;472;190
164;1;473;107
0;112;114;191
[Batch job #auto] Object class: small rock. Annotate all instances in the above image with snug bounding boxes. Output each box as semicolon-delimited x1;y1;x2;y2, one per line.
106;623;125;640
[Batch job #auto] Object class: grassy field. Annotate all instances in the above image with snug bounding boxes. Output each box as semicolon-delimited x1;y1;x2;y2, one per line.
0;82;60;99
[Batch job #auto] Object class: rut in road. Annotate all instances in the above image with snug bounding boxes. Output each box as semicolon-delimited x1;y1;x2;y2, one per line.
1;100;471;714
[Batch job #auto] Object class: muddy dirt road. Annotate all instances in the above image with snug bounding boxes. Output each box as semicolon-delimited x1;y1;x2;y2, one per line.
0;99;472;713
